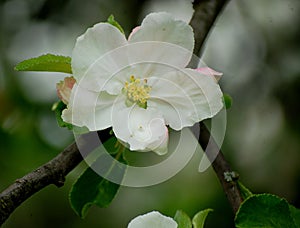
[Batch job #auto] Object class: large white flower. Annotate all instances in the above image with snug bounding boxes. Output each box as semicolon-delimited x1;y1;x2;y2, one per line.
62;12;223;155
128;211;177;228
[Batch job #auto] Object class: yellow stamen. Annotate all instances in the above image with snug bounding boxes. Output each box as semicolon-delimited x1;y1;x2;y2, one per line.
123;75;151;108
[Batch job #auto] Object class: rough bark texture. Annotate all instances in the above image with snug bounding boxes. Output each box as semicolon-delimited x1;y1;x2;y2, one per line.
0;0;242;225
0;143;82;225
189;0;243;213
198;123;243;213
190;0;229;56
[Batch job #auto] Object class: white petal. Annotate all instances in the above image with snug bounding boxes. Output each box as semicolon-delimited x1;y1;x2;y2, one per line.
62;84;119;131
126;42;192;79
148;127;169;155
129;12;194;56
112;103;168;154
71;23;128;92
128;12;194;76
148;69;224;130
128;211;177;228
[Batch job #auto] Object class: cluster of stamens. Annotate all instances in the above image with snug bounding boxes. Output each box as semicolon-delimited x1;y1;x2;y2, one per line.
123;75;151;108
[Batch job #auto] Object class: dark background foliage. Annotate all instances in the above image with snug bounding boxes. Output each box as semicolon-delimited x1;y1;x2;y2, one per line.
0;0;299;227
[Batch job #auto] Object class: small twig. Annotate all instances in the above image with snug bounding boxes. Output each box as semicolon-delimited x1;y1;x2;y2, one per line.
0;142;82;225
190;0;243;213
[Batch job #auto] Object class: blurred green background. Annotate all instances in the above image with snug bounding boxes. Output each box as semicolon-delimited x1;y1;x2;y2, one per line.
0;0;300;227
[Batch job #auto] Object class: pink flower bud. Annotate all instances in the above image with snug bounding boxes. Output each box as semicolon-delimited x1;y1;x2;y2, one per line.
195;67;223;82
128;26;141;41
56;76;76;105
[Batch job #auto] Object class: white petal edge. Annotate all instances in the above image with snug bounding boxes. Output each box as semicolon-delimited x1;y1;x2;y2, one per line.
112;103;169;154
129;12;194;55
128;211;178;228
147;124;169;155
147;68;224;130
128;12;194;75
62;84;119;131
71;23;128;92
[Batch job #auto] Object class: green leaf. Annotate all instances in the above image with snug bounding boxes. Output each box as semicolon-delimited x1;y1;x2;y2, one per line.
174;210;192;228
192;209;213;228
15;54;72;73
52;101;73;130
69;137;127;218
237;181;253;200
235;194;297;228
289;205;300;227
223;93;232;109
70;166;119;218
107;14;124;34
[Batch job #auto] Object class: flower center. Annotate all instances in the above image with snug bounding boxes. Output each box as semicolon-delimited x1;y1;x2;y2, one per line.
123;75;151;108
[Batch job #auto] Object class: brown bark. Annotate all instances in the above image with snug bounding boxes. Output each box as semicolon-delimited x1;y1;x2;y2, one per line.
189;0;243;213
0;143;82;225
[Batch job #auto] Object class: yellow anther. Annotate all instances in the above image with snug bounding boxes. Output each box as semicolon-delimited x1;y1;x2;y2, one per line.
123;75;151;108
130;75;135;82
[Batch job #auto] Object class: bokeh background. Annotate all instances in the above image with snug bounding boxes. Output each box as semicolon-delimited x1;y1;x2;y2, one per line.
0;0;300;227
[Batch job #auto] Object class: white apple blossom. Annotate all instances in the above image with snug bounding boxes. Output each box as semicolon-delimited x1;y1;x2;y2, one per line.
62;12;223;155
128;211;177;228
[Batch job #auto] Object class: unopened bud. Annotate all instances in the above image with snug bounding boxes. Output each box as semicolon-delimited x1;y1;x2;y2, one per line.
56;76;76;105
195;67;223;82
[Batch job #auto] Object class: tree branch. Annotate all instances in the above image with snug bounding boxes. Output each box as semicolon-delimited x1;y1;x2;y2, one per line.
0;0;241;225
190;0;229;56
0;142;82;225
198;122;243;213
190;0;243;213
